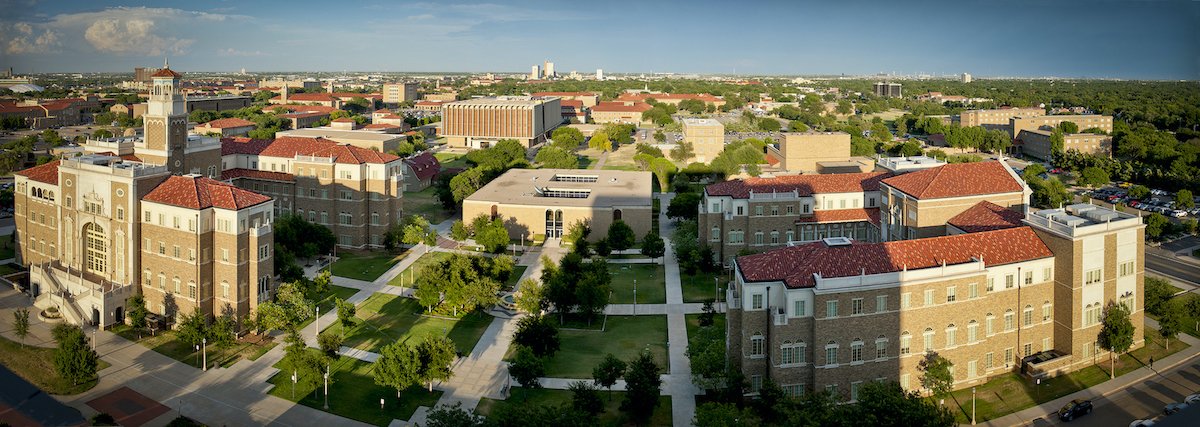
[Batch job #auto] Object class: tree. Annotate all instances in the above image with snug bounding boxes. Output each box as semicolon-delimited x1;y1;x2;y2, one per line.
621;351;664;422
1144;277;1175;316
515;278;549;315
1176;189;1195;210
318;332;344;357
1159;299;1186;350
534;146;578;169
416;334;456;391
671;220;702;275
551;127;585;150
1078;166;1110;188
312;269;331;295
640;231;666;262
666;192;701;223
1021;164;1047;182
177;308;208;352
568;381;604;415
686;325;727;390
1058;121;1080;134
450;220;469;248
1145;212;1171;237
588;133;611;152
648;157;676;191
374;341;421;398
402;215;437;252
606;220;635;252
919;354;954;401
512;316;560;357
1051;128;1065;156
210;313;236;363
52;325;98;385
593;238;611;257
475;218;510;253
856;380;956;427
12;307;29;347
789;121;809;132
592;353;626;400
507;345;545;400
335;297;357;337
669;141;694;162
1099;302;1135;378
758;118;781;132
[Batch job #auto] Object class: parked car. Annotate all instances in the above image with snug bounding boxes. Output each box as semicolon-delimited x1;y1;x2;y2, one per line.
1185;393;1200;404
1130;420;1156;427
1059;398;1093;421
1165;402;1189;415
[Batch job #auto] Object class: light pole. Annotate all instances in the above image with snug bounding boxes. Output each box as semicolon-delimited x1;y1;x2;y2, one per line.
292;370;297;399
714;277;718;304
972;386;976;425
633;279;637;315
323;364;330;409
202;338;207;371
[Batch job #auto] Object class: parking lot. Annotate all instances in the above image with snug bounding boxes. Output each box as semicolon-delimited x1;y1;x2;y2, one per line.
1087;186;1199;219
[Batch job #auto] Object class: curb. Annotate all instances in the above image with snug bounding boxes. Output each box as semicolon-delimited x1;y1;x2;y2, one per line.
1001;348;1200;427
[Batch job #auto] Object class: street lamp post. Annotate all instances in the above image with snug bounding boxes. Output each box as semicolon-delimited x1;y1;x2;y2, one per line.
323;364;330;409
292;370;297;399
714;277;718;305
633;279;637;315
972;387;976;425
202;338;207;371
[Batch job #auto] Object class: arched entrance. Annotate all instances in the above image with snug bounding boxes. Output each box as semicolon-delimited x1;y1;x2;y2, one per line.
84;223;107;276
114;306;124;324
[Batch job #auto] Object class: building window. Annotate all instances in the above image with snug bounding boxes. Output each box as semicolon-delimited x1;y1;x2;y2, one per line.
875;339;887;359
987;277;994;292
968;322;978;342
1024;306;1034;326
923;330;934;352
786;205;794;214
1024;343;1033;357
1118;261;1134;277
770;232;778;244
802;204;810;213
755;206;763;216
750;333;764;356
851;341;863;362
900;333;911;354
1085;269;1102;284
969;283;978;299
754;232;763;245
711;227;719;241
947;287;956;302
1043;337;1052;352
771;205;778;216
1006;274;1014;289
1084;304;1102;327
924;289;934;306
84;223;106;275
188;282;196;300
1024;270;1034;285
825;346;837;366
1045;267;1054;281
852;299;863;315
986;352;994;369
221;249;229;262
986;315;994;335
876;295;886;312
1005;311;1015;330
900;293;910;309
751;294;763;310
1043;303;1052;321
968;360;977;379
785;231;794;242
173;245;180;259
159;274;165;290
827;300;838;317
793;300;806;317
851;382;862;401
900;374;910;390
946;327;957;347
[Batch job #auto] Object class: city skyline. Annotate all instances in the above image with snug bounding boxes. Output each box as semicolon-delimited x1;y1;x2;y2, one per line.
1;0;1197;80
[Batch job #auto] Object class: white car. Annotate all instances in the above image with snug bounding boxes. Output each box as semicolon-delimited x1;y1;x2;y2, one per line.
1186;393;1200;404
1130;420;1155;427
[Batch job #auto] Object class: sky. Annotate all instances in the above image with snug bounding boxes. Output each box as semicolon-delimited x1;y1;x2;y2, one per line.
0;0;1197;79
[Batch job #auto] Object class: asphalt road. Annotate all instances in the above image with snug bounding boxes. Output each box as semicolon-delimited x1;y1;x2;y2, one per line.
1146;251;1200;286
1068;362;1200;427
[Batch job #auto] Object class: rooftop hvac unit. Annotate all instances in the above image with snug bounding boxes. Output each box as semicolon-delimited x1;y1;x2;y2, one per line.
1085;210;1118;222
822;237;853;247
1066;203;1096;216
1055;215;1088;227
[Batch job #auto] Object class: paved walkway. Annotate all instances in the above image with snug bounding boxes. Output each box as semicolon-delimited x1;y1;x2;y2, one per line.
592;151;610;170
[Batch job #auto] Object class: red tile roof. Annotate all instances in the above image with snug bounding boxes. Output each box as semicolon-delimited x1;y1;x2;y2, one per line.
362;123;398;129
221;136;401;164
881;161;1022;199
531;92;596;97
120;154;142;162
590;101;653;113
332;118;355;122
795;208;881;226
151;68;182;78
265;105;341;114
374;109;393;115
738;227;1053;289
764;154;779;166
380;114;405;120
560;100;583;108
706;172;892;198
616;93;723;103
221;168;296;182
947;201;1025;233
201;118;256;129
16;160;60;185
143;175;271;210
403;152;441;181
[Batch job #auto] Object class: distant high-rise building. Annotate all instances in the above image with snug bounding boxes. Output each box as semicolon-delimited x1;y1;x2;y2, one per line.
531;65;541;80
596;69;604;80
873;82;902;98
134;66;161;83
544;61;555;78
241;67;246;75
962;73;972;83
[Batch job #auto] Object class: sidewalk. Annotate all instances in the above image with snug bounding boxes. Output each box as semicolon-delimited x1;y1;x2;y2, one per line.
971;318;1200;427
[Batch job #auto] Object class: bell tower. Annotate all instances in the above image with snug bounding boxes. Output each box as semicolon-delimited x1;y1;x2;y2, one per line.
142;58;188;172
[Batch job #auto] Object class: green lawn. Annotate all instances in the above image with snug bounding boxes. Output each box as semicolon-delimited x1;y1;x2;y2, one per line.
945;324;1187;423
0;263;23;275
577;157;596;169
0;335;109;395
331;252;406;282
403;185;440;198
268;348;441;426
475;387;672;426
608;264;666;304
403;194;457;225
601;165;640;171
112;324;276;369
680;272;730;303
297;285;363;330
1149;292;1200;340
544;315;669;378
326;293;492;356
0;234;13;260
685;313;725;342
435;152;468;169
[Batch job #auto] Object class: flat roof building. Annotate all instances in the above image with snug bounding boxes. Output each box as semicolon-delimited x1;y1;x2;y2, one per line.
463;169;652;241
1018;129;1112;161
873;82;902;98
383;83;420;104
441;96;562;149
682;118;724;163
874;156;948;174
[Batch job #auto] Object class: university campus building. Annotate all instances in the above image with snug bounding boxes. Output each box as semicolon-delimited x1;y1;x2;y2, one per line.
440;96;562;148
462;169;652;241
879;161;1031;241
12;64;406;330
725;199;1145;401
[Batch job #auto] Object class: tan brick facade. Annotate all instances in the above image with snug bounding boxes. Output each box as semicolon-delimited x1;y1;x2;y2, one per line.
766;132;852;173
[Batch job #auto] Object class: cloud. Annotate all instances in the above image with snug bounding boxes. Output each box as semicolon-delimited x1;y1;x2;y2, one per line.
210;7;237;13
3;21;63;54
84;18;194;56
216;47;262;56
